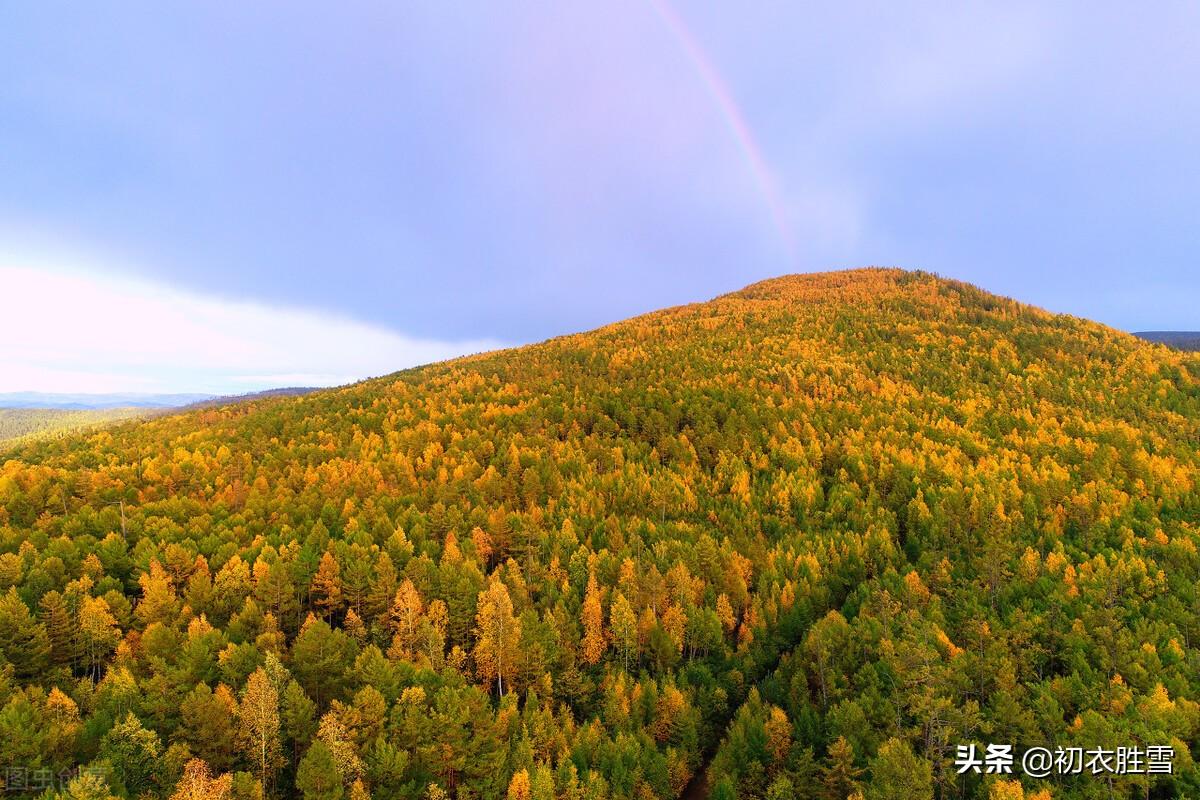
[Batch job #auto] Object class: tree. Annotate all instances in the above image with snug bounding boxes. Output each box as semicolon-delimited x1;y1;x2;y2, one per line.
317;710;364;781
45;687;83;770
99;712;163;797
171;759;234;800
312;552;343;621
77;595;120;680
291;616;355;706
822;736;863;800
296;741;344;800
388;579;424;658
763;706;792;768
282;680;318;763
716;593;737;635
865;738;932;800
39;590;75;668
581;573;606;665
507;769;531;800
0;587;50;677
237;668;283;791
474;580;521;697
609;591;638;669
137;560;181;627
181;683;239;771
60;772;119;800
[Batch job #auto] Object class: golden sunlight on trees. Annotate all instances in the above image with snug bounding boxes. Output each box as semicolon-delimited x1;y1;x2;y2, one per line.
0;270;1197;799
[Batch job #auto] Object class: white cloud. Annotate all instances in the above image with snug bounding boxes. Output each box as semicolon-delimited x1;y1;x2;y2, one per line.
0;253;508;394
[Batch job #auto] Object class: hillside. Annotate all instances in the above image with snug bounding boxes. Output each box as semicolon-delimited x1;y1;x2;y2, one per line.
1;268;1198;800
0;407;150;449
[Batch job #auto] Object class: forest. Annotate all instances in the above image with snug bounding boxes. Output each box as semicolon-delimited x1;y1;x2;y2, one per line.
0;409;149;449
0;268;1197;800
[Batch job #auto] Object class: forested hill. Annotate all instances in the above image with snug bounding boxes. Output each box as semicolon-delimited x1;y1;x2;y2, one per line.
0;407;151;449
2;268;1199;800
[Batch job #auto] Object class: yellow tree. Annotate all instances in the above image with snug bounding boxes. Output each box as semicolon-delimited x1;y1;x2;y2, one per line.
764;706;792;766
237;668;283;791
715;594;737;636
388;579;424;657
507;769;531;800
312;551;343;621
474;579;520;697
136;560;181;628
78;595;120;680
581;573;606;665
170;759;233;800
610;591;638;670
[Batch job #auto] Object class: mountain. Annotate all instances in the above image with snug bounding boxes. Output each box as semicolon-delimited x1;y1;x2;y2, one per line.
1136;331;1200;351
0;389;318;449
0;391;215;410
0;407;151;448
2;269;1198;800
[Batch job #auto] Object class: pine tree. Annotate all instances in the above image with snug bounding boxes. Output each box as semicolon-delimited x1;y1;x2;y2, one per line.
0;587;50;677
865;738;932;800
296;741;344;800
38;590;75;668
181;683;238;771
281;680;318;765
822;736;863;800
99;712;163;797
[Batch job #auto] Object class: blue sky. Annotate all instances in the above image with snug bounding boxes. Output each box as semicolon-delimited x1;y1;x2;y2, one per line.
2;2;1198;393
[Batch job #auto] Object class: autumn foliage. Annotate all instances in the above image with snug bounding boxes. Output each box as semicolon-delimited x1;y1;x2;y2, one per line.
0;269;1198;799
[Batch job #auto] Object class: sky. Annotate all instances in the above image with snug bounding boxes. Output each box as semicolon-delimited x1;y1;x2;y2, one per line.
2;2;1198;394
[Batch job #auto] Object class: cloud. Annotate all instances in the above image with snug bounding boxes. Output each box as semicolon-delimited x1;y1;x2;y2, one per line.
0;251;508;394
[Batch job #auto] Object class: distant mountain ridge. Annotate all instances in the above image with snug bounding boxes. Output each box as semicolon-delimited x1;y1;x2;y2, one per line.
1136;331;1200;351
0;387;319;447
0;391;214;410
0;387;320;411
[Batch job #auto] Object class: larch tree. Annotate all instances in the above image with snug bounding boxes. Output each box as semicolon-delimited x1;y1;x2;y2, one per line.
237;667;284;791
312;551;343;621
77;595;120;680
609;591;638;670
474;579;520;697
170;759;233;800
388;578;425;657
581;573;606;665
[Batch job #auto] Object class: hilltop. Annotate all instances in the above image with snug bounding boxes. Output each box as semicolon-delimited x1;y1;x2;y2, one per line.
1;268;1198;800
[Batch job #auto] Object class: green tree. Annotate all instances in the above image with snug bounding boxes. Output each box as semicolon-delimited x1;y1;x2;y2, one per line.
865;738;933;800
0;588;49;677
99;712;163;797
296;741;344;800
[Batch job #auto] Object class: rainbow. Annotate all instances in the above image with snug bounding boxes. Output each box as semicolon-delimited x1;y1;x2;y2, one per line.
647;0;795;261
